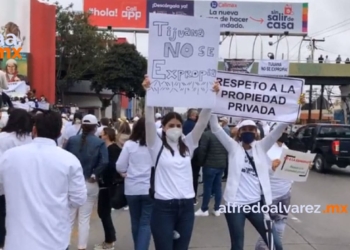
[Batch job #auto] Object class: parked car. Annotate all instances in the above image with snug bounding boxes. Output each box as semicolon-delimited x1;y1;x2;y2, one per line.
286;124;350;173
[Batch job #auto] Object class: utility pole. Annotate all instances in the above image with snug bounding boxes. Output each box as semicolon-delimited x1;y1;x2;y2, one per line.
303;37;325;62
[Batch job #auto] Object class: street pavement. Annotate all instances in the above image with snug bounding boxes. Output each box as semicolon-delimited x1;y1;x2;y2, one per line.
70;167;350;250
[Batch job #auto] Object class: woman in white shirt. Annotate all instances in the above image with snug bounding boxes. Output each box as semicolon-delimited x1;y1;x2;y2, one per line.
0;108;33;249
209;116;287;250
143;76;219;250
255;125;293;250
116;117;153;250
62;112;82;147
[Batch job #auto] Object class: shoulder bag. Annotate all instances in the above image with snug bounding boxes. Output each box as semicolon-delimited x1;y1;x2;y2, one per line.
149;145;164;199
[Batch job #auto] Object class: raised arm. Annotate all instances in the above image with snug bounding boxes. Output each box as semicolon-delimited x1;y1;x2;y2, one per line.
209;114;237;152
259;122;289;152
185;109;211;147
145;105;158;148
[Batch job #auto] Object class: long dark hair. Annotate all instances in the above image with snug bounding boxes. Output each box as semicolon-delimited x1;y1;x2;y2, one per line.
161;112;188;157
129;117;146;146
72;112;83;125
80;124;96;150
2;108;33;138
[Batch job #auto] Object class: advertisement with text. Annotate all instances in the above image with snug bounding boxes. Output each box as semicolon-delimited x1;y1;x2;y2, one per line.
84;0;147;28
194;1;308;35
0;0;30;53
146;0;194;27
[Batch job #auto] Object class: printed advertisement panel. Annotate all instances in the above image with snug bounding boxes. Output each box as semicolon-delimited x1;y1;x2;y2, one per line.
0;0;30;52
84;0;147;28
194;1;308;35
146;0;194;27
1;52;28;82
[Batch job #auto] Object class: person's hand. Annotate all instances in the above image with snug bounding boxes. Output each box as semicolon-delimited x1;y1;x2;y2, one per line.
298;93;306;105
120;173;127;178
142;75;150;90
212;80;220;94
272;159;281;171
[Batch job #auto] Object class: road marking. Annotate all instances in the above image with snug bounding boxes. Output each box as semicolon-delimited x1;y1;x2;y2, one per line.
289;213;302;223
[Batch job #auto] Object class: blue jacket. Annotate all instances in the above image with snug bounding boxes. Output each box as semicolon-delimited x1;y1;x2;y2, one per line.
183;119;196;135
65;133;108;180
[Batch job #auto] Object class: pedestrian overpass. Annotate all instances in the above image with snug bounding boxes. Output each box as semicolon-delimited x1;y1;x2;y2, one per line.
218;61;350;122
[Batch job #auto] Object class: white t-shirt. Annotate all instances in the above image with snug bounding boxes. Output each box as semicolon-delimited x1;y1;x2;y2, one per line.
149;135;196;200
234;149;261;205
63;124;81;141
268;143;293;199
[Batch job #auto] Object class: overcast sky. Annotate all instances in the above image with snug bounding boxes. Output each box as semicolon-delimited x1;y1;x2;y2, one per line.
52;0;350;63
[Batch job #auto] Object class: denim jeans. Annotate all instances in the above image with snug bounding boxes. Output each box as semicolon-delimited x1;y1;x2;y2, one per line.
126;195;153;250
201;167;224;212
97;188;116;243
151;198;195;250
255;191;291;250
225;202;283;250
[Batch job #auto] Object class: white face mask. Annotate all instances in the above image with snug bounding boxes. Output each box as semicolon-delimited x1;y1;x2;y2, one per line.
166;127;182;142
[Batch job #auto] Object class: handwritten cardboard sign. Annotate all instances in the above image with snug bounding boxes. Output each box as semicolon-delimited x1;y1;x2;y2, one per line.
146;13;220;108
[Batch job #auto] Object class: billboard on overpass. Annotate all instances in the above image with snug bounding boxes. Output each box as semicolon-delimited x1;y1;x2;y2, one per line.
83;0;308;35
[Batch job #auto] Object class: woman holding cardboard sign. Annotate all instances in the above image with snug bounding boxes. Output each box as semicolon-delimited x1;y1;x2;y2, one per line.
210;117;287;250
142;75;219;250
209;95;305;250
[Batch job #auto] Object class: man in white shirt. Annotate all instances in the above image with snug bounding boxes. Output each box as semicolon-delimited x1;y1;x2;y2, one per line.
155;112;162;128
0;110;87;250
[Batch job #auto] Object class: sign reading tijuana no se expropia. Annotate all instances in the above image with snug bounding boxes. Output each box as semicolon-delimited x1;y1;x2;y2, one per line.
0;33;22;59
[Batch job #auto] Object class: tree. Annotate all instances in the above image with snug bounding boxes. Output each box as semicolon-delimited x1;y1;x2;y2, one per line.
55;3;112;101
91;43;147;117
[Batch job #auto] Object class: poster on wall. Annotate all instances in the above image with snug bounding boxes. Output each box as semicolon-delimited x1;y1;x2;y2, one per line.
0;0;30;52
0;52;28;82
258;60;290;76
194;1;308;35
224;59;254;73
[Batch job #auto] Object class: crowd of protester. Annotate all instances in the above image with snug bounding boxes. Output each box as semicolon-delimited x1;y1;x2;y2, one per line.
0;76;306;250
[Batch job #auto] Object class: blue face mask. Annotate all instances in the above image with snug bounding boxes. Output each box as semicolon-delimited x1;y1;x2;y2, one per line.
240;132;255;144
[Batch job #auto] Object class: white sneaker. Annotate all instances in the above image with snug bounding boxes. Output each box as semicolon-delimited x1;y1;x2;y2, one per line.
212;210;221;217
195;209;209;216
123;206;129;210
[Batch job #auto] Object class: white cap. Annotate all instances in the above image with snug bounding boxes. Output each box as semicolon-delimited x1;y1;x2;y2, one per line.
133;116;139;122
155;113;162;119
220;116;228;122
236;120;257;129
82;114;98;125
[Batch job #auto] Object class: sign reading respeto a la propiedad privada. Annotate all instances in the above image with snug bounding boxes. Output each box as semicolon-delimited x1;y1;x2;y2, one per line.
258;60;290;76
213;71;304;123
146;13;220;108
194;1;308;35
